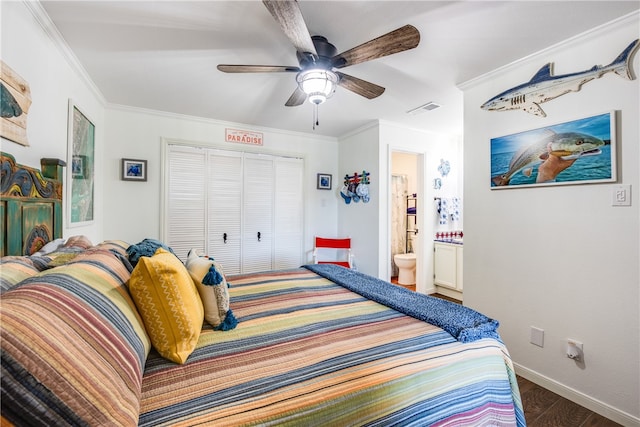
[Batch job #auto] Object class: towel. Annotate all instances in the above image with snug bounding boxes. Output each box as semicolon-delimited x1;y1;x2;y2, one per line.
437;198;449;225
437;197;461;225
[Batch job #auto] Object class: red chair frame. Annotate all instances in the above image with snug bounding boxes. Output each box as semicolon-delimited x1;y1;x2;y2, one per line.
313;237;352;268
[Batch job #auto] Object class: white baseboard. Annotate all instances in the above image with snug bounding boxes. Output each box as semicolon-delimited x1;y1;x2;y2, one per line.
423;285;436;295
433;285;462;301
514;363;640;427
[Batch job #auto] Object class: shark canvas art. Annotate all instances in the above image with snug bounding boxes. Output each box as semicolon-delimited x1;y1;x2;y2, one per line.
481;39;639;117
490;112;616;189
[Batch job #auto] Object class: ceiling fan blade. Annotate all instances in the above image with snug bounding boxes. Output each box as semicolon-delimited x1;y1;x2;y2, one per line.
285;87;307;107
217;64;300;73
331;25;420;69
336;72;385;99
262;0;318;58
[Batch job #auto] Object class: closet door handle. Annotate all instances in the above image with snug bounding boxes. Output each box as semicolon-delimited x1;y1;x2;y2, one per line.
257;232;261;242
223;233;227;243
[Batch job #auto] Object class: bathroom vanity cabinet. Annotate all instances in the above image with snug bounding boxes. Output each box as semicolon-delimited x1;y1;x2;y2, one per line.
433;242;463;300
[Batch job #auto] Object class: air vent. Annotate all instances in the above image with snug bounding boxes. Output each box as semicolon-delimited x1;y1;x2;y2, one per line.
407;102;441;115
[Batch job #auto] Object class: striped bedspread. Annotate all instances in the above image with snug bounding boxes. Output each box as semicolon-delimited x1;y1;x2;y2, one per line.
1;246;150;426
140;268;525;426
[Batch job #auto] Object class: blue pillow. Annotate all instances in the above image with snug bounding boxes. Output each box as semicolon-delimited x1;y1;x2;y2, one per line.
126;238;176;267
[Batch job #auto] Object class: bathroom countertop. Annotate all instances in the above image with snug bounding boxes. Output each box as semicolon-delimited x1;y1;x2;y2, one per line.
434;239;463;245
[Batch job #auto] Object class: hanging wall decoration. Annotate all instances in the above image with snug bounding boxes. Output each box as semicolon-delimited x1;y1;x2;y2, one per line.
225;128;263;146
481;39;639;117
490;111;616;189
1;61;31;146
340;171;370;204
122;158;148;181
317;173;332;190
67;100;95;226
437;159;450;177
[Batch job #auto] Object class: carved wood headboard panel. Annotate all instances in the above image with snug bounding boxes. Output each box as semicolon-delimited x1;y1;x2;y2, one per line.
1;152;66;256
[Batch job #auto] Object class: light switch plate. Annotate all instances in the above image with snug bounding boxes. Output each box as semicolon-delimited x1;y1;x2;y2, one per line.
612;184;631;206
530;326;544;347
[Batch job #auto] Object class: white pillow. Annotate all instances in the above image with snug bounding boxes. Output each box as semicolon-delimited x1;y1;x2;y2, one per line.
185;249;238;331
32;238;65;256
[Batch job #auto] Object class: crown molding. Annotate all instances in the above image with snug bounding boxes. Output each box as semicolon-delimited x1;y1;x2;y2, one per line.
458;10;640;90
24;0;106;106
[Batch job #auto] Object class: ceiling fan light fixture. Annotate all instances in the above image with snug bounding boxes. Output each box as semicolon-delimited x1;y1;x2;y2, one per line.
297;69;338;105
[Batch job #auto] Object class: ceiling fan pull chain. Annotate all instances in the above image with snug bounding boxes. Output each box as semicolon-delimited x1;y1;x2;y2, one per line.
313;103;319;130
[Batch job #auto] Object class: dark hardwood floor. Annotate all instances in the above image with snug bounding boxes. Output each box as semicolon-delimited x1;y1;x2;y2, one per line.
390;279;622;426
517;375;621;427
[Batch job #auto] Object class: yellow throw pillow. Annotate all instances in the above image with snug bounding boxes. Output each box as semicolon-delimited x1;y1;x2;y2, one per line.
129;248;204;364
185;249;238;331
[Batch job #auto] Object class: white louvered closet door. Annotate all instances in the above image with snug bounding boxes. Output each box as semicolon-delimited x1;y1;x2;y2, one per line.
274;157;304;270
208;151;242;274
166;145;303;272
166;145;207;261
242;155;274;274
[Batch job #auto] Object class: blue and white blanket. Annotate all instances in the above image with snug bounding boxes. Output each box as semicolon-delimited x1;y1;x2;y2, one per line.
304;263;501;343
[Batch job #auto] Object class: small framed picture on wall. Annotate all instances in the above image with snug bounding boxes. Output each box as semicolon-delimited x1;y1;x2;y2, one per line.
121;158;147;181
317;173;332;190
71;155;87;179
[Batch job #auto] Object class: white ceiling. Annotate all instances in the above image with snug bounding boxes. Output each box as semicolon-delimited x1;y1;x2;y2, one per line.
40;1;640;138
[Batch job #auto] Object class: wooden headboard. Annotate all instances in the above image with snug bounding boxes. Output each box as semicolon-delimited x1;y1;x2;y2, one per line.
1;152;66;256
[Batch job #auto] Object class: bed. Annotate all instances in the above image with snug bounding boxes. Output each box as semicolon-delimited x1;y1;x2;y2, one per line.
0;152;525;426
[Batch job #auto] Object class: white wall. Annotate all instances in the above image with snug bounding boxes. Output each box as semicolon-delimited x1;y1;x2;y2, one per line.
103;106;339;259
431;134;464;234
461;13;639;425
337;123;381;276
1;1;105;243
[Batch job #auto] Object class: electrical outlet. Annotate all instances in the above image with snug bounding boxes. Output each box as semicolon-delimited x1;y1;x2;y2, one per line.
567;339;583;360
530;327;544;347
612;184;631;206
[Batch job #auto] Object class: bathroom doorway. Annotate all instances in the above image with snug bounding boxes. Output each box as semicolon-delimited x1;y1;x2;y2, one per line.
390;151;420;290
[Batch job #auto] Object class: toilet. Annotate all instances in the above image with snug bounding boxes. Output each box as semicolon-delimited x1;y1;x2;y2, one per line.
394;253;416;285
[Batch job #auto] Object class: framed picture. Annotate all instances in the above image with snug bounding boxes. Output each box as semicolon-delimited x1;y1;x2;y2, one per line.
67;100;95;227
317;173;332;190
490;111;616;189
122;158;147;181
71;155;87;179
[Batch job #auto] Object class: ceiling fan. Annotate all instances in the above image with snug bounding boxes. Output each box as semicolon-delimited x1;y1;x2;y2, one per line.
217;0;420;110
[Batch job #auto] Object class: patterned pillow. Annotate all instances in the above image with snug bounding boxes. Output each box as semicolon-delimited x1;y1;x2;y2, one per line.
126;238;176;268
46;251;81;267
185;249;238;331
0;248;150;426
42;244;95;268
63;235;94;249
129;248;204;364
95;240;131;257
95;240;133;272
31;237;65;256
